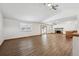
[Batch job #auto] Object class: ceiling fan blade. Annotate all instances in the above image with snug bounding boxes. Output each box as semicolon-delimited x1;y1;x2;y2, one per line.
54;4;59;7
52;6;57;10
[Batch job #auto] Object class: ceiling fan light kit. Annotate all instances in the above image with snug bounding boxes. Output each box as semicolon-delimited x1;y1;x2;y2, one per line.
44;3;59;10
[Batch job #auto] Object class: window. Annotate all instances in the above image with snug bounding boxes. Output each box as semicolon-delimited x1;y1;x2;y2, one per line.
20;23;32;32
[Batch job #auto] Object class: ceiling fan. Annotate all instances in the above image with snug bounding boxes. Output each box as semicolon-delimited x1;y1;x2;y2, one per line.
44;3;59;10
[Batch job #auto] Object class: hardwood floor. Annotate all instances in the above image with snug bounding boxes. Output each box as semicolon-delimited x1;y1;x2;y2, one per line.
0;34;72;56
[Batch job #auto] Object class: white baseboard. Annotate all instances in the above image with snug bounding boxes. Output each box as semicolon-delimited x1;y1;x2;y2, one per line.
4;34;41;40
0;40;4;46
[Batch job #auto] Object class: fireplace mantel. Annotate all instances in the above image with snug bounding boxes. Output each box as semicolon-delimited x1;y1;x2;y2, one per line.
54;28;63;34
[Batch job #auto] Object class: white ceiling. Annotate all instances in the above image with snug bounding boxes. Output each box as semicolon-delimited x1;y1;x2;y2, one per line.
43;3;79;24
0;3;79;23
1;3;57;22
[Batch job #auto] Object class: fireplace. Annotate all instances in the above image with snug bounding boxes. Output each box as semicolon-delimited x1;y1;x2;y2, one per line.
54;28;63;34
55;30;62;33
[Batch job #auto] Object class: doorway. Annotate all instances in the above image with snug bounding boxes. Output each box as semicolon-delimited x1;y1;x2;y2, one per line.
40;24;47;34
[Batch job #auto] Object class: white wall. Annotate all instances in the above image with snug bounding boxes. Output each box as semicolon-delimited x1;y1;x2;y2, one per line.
53;20;77;34
4;18;41;39
73;37;79;56
0;9;4;45
73;20;79;55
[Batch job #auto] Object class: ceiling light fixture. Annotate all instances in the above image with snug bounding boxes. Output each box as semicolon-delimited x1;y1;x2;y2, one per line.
44;3;59;10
